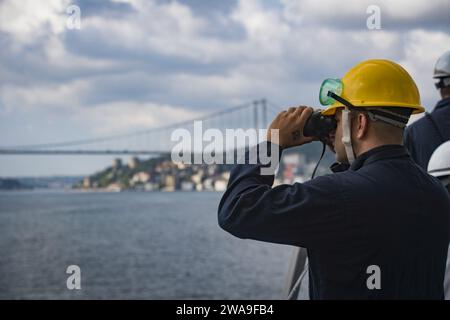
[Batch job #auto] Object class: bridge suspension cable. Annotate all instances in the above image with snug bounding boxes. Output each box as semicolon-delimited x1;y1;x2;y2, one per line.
0;99;273;155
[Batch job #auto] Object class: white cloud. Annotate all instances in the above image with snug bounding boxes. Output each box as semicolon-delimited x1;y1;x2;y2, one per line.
400;30;450;108
42;34;117;70
231;0;290;56
75;101;203;135
0;0;69;46
0;80;88;113
281;0;450;25
81;0;223;62
2;0;447;112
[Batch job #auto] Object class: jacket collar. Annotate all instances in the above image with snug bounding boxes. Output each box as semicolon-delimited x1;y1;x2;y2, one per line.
330;144;410;173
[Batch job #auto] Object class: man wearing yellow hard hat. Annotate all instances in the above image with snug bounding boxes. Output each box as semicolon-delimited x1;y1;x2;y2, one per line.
218;59;450;299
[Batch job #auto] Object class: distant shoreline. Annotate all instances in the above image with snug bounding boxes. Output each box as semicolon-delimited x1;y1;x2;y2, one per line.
0;188;224;194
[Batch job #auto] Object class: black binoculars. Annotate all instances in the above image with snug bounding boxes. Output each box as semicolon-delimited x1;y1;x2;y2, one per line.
303;110;337;140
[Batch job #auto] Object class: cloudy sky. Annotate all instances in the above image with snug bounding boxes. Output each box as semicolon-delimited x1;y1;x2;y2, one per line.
1;0;449;176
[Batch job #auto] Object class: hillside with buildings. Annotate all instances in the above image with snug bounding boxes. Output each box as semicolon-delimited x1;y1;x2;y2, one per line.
74;143;335;192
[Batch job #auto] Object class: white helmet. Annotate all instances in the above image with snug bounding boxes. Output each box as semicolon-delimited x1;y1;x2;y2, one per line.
428;141;450;186
434;51;450;78
434;51;450;89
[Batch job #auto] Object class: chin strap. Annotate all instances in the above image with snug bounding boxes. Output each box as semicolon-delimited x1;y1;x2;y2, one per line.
341;108;355;164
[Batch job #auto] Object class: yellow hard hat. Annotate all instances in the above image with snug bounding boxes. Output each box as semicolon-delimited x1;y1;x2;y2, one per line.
321;59;424;116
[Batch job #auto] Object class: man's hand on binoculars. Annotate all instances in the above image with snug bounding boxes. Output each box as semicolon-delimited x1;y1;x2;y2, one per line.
267;106;317;149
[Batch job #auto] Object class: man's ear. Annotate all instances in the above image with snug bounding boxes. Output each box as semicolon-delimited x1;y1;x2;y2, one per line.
355;113;369;139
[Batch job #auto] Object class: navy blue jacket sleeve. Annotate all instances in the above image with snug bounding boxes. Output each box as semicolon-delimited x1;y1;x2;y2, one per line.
218;142;346;248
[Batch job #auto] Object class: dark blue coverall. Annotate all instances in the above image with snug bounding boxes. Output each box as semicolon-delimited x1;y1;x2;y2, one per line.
218;143;450;299
404;97;450;170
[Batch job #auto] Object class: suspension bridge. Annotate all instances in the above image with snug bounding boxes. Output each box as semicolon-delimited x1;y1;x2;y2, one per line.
0;99;282;156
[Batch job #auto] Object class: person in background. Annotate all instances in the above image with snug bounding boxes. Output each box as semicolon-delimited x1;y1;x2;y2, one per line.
404;51;450;169
428;140;450;299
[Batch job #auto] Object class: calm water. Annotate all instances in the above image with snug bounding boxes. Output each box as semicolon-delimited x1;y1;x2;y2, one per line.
0;191;306;299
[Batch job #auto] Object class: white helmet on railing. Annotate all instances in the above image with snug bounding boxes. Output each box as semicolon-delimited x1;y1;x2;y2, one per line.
428;140;450;187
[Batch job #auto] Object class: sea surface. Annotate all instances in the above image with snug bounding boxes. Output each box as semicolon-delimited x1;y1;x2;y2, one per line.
0;191;309;299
